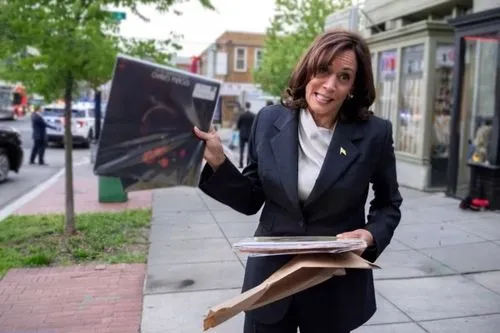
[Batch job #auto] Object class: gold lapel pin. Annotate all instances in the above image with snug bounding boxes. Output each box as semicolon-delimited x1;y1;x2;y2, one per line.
340;147;347;156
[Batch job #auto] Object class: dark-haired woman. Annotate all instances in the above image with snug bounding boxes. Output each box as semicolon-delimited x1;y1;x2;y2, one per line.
194;29;402;333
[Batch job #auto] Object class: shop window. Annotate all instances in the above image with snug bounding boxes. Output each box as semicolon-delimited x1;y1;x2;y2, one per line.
453;34;499;197
376;49;397;121
397;44;424;155
431;44;455;159
460;35;498;165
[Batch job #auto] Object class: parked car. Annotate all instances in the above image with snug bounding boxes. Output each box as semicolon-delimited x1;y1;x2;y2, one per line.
0;125;23;182
41;102;96;147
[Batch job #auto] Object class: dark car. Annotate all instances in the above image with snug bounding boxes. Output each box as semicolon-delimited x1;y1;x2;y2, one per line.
0;125;23;182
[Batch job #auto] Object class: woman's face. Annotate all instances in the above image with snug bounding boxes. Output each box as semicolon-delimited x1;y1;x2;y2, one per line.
305;49;357;125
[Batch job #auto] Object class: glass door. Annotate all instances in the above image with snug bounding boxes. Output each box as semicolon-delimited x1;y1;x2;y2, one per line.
456;34;499;197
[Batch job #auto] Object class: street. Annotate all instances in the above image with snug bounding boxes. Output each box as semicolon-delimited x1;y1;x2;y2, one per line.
0;116;89;211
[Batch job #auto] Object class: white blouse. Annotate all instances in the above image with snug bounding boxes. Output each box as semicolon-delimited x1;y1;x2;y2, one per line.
297;109;335;202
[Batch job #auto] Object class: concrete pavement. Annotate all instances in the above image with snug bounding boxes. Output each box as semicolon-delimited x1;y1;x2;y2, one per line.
141;183;500;333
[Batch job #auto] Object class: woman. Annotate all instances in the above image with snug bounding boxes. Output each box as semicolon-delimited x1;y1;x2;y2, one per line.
194;29;402;333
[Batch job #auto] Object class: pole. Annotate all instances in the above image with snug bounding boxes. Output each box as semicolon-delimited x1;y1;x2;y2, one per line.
94;90;102;140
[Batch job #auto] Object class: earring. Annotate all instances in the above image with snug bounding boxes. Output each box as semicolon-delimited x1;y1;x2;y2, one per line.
348;93;353;99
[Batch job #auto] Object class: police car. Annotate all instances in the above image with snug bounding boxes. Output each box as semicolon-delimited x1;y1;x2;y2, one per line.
42;102;96;147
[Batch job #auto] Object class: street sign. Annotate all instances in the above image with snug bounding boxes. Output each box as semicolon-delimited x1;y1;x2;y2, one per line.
109;11;126;21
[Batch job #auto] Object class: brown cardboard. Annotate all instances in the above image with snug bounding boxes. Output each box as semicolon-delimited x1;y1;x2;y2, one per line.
203;252;380;330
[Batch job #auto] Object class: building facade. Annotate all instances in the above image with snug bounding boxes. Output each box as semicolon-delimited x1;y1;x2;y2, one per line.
198;31;272;127
446;4;500;208
325;0;499;204
361;0;477;193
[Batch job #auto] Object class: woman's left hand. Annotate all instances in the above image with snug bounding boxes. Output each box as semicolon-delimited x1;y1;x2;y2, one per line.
336;229;374;255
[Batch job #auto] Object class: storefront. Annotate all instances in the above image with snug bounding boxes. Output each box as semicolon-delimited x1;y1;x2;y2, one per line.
446;7;500;209
366;21;456;191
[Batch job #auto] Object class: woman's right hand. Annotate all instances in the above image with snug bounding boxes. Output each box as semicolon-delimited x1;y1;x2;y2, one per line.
193;126;226;171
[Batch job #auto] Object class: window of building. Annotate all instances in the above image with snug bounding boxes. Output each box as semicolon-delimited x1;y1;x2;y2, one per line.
431;44;455;159
461;35;498;164
234;47;247;72
375;49;397;121
254;48;263;68
452;34;499;197
397;44;425;155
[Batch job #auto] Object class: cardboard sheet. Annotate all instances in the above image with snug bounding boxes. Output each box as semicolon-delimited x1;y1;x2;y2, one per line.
203;252;380;330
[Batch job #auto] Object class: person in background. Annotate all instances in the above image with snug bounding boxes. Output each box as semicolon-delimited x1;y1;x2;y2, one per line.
194;29;402;333
236;101;256;168
30;106;56;165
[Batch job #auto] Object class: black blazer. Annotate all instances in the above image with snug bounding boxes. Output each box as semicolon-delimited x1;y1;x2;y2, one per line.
199;104;402;331
31;112;55;141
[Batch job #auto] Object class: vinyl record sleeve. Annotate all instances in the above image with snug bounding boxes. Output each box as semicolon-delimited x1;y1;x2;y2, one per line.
93;55;221;191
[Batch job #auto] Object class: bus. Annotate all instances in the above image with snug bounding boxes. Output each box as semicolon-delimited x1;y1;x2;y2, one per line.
0;83;28;120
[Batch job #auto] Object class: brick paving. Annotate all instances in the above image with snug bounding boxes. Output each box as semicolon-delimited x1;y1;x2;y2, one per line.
14;163;152;215
1;162;152;332
0;263;146;333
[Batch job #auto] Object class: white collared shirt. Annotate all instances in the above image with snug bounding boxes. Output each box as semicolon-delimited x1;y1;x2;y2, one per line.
297;109;335;202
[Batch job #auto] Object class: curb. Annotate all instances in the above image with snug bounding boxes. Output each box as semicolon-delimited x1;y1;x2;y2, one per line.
0;157;90;222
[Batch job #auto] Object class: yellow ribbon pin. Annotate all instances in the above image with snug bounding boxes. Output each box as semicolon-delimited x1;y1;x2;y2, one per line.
340;147;347;156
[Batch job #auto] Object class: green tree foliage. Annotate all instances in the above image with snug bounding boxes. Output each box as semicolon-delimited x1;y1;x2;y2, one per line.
0;0;213;234
254;0;352;97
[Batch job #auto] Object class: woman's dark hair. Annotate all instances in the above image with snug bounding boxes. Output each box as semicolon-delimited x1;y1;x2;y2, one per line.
282;29;375;122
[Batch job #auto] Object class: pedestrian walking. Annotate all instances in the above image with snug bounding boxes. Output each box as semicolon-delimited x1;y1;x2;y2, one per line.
194;29;403;333
30;106;56;165
236;102;256;168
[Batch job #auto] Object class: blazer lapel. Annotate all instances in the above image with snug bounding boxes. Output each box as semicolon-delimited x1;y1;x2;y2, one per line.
270;110;300;212
304;121;363;206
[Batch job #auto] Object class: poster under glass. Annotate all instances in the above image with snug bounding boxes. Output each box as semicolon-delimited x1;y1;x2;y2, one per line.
376;49;397;121
430;44;455;187
397;44;424;155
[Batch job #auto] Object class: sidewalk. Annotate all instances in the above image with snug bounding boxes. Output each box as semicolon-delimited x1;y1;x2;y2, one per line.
0;264;145;333
0;162;153;333
14;163;152;215
141;184;500;332
2;156;500;333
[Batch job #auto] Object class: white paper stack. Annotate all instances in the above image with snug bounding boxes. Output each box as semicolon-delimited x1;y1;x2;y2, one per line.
233;236;367;257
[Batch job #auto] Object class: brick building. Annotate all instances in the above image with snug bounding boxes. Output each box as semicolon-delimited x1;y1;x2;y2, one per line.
198;31;268;127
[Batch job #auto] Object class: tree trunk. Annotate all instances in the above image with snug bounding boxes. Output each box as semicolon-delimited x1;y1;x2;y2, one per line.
64;71;76;235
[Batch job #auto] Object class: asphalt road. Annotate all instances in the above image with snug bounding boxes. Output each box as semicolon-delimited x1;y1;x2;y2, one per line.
0;116;89;211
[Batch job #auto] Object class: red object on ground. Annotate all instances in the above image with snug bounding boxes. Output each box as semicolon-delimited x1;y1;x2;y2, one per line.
471;198;490;208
